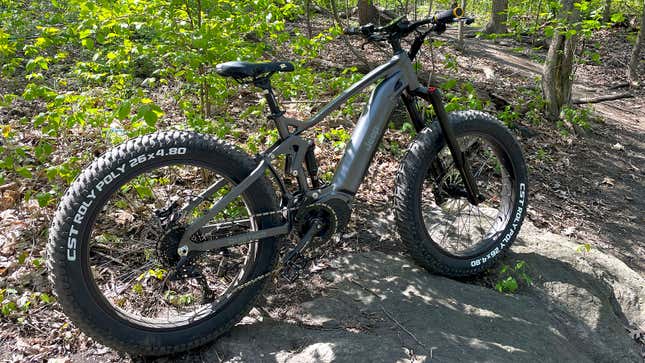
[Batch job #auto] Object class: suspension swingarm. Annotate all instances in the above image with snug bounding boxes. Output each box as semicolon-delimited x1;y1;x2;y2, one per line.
176;158;291;256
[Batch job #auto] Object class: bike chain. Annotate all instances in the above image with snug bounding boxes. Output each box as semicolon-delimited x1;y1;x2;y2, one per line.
168;206;318;299
219;235;325;299
205;207;294;228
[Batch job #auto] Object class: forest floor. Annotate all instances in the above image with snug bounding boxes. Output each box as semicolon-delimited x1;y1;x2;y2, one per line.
0;18;644;362
440;27;645;276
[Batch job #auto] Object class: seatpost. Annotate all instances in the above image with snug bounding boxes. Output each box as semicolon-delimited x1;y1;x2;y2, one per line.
253;76;283;117
254;76;290;138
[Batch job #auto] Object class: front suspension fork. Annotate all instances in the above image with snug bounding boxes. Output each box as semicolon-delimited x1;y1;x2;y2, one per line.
409;87;482;205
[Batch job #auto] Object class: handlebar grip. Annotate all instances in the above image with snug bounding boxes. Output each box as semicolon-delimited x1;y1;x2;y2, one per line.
434;6;464;24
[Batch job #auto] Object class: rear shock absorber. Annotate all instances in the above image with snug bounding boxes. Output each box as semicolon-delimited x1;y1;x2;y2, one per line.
304;141;320;188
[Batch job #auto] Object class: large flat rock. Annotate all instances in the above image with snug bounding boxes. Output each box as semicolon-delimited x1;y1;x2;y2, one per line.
156;220;643;362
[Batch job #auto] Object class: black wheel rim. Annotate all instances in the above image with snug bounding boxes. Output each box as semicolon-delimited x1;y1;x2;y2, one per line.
419;132;516;258
83;160;260;328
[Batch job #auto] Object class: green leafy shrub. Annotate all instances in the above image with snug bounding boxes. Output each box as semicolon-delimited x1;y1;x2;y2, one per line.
494;260;533;294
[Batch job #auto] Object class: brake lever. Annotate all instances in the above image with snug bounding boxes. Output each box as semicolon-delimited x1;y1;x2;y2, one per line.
362;35;382;49
460;17;475;25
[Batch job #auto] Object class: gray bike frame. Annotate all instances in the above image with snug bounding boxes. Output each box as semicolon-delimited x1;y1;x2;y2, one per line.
178;52;421;255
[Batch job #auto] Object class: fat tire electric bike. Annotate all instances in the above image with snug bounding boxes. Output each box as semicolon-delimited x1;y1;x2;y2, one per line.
47;6;528;355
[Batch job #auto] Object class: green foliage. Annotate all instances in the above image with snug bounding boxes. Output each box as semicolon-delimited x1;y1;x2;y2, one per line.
317;127;352;151
0;287;55;317
498;106;520;127
496;276;519;293
576;243;592;253
0;0;348;213
535;147;552;162
610;12;625;23
164;290;195;306
430;79;488;115
557;106;594;135
494;260;533;294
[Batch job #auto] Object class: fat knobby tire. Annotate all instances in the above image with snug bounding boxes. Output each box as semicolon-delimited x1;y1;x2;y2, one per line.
46;131;280;355
394;111;528;277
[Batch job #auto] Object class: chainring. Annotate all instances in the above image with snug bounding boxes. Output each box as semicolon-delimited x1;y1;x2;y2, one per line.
294;204;337;241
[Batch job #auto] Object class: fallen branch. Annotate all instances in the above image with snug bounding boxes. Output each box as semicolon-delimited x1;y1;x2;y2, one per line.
282;99;330;104
349;279;430;353
307;58;371;74
607;81;630;90
373;5;398;23
311;4;333;17
338;7;357;19
489;92;511;109
572;92;634;104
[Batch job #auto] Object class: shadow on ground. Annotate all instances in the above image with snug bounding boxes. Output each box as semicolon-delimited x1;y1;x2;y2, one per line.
145;218;643;363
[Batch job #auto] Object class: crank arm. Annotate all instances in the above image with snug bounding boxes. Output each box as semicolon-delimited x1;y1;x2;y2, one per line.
178;223;290;253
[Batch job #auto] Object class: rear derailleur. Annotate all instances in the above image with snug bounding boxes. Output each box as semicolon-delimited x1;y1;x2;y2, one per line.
154;202;216;303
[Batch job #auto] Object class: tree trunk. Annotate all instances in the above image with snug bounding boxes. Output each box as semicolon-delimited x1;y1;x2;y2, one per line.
484;0;508;34
305;0;312;38
541;0;579;121
602;0;612;23
457;0;466;49
426;0;434;17
358;0;379;25
531;0;544;45
627;3;645;84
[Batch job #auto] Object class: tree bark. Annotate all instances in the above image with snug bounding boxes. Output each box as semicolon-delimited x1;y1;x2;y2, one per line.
531;0;543;45
627;3;645;84
542;0;579;121
305;0;312;38
602;0;612;23
484;0;508;34
426;0;434;17
357;0;379;25
457;0;466;49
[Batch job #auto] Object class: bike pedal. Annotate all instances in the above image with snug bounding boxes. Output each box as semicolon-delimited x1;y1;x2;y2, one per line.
281;255;307;282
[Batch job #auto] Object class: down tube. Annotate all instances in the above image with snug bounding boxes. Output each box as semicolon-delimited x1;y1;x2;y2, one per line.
331;72;404;194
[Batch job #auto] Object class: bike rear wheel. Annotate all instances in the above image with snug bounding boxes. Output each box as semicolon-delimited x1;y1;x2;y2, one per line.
47;131;280;355
394;111;528;277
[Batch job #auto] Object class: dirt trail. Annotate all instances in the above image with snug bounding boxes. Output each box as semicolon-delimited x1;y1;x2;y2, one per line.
439;29;644;130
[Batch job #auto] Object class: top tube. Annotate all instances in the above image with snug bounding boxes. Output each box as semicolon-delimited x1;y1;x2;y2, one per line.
293;54;404;133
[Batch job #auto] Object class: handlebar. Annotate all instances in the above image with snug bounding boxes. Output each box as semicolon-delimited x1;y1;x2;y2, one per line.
433;6;464;24
343;5;470;39
342;6;474;61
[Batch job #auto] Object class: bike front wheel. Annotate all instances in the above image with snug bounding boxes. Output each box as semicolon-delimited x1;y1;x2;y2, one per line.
47;131;281;355
394;111;528;277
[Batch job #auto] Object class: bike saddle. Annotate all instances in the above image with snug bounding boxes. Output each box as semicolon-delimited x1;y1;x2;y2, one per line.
215;61;294;79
